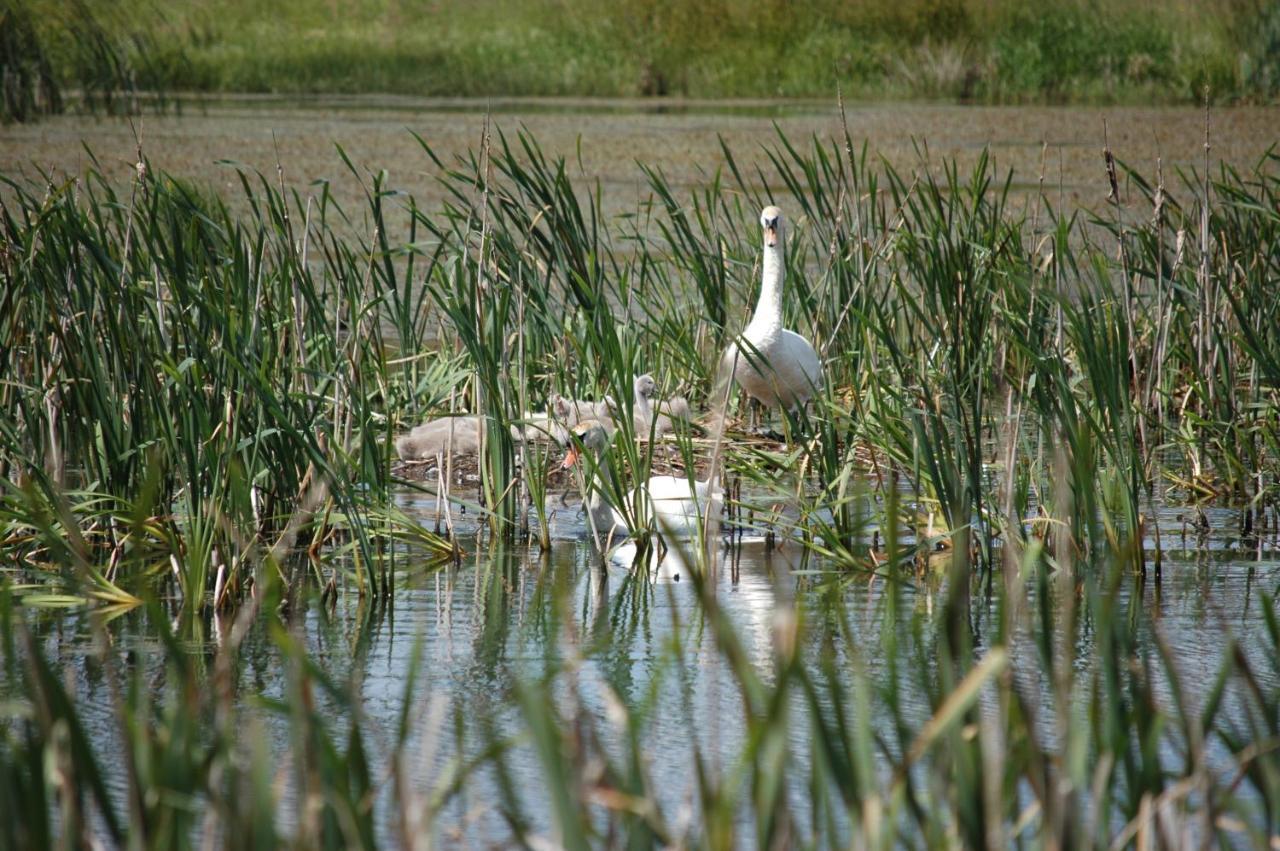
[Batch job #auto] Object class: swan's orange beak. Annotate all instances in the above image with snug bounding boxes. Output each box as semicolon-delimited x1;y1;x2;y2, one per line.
561;446;580;469
764;225;778;247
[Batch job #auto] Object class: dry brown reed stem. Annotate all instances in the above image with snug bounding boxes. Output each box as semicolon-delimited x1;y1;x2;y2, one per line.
1102;120;1145;459
1147;153;1168;423
1197;88;1214;413
472;112;493;507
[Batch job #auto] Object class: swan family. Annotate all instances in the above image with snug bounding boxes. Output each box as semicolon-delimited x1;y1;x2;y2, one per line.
395;374;688;461
394;205;821;547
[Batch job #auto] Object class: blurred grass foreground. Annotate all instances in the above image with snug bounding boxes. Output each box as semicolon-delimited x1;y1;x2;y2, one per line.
3;0;1280;122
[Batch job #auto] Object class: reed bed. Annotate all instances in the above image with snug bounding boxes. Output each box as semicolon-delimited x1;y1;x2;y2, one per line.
1;120;1278;846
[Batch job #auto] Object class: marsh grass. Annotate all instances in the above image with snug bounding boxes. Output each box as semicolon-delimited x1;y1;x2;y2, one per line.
0;147;456;614
1;119;1279;845
146;0;1280;105
6;0;1279;119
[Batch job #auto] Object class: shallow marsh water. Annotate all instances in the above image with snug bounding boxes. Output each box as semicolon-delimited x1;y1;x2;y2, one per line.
16;482;1280;845
3;96;1277;224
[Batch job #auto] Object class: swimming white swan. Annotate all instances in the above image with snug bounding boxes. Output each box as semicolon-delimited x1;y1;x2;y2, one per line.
562;420;719;543
724;206;822;412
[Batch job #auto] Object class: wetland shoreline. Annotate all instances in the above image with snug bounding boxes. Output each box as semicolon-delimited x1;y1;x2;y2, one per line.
2;100;1279;847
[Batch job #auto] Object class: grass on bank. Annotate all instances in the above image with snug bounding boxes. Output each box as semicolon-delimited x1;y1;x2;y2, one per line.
3;0;1280;123
123;0;1280;102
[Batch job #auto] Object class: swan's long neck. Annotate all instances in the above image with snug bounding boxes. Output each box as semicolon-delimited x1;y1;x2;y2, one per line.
633;389;653;432
750;239;785;332
584;452;622;536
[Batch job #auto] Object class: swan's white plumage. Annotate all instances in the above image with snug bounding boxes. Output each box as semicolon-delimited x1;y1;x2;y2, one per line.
644;475;719;538
728;206;822;411
565;421;719;542
730;328;822;410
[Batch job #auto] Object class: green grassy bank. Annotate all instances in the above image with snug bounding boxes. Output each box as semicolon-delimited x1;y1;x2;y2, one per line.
3;0;1279;122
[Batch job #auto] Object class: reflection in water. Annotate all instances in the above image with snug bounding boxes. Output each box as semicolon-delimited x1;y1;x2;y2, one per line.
9;517;1280;844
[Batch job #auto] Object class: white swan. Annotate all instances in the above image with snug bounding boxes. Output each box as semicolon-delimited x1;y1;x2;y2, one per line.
724;206;822;412
561;420;719;542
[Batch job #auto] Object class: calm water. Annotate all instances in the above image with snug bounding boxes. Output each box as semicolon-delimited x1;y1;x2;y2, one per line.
18;484;1280;845
5;99;1280;844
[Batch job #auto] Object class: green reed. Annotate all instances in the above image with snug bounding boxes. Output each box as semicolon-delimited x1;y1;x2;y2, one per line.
1;121;1279;846
0;156;454;613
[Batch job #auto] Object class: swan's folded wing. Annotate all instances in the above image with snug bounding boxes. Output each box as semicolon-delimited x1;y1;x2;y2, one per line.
780;329;823;390
646;475;699;503
648;475;723;532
